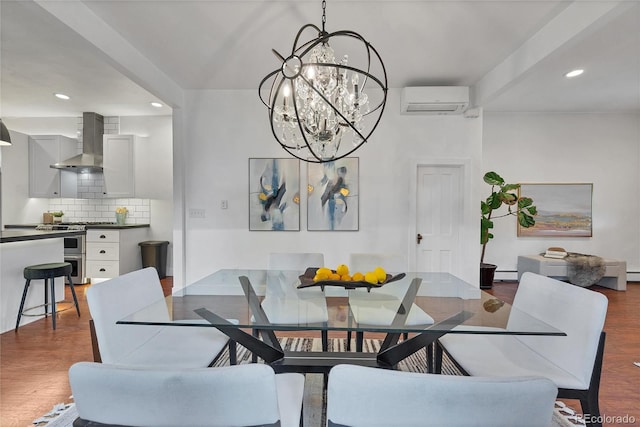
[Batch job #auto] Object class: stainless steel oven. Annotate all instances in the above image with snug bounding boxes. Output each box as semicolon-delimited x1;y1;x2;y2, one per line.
64;234;84;255
65;254;86;284
63;230;87;284
34;223;88;284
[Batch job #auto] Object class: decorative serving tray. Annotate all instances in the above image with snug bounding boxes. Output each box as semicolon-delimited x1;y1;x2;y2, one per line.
297;267;406;292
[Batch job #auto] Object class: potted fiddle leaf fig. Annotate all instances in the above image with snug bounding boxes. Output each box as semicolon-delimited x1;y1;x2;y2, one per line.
480;171;537;289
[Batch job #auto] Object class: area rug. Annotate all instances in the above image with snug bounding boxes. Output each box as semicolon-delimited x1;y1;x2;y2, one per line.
32;402;76;427
34;338;582;427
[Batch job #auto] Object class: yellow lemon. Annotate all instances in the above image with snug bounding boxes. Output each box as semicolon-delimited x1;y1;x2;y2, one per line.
374;266;387;283
352;272;365;282
340;274;352;281
329;273;341;281
314;270;329;281
336;264;349;276
364;272;378;285
316;267;332;276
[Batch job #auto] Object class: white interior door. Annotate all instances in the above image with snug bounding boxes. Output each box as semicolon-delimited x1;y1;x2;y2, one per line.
415;165;464;274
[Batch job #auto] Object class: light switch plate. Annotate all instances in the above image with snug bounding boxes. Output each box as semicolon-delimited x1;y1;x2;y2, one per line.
189;208;206;218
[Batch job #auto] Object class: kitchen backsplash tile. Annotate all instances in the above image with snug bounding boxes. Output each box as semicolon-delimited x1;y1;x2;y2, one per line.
78;172;105;199
48;198;150;224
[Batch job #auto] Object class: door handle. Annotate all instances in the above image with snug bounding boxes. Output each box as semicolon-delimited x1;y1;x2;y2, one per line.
100;235;106;239
417;233;423;244
99;250;106;254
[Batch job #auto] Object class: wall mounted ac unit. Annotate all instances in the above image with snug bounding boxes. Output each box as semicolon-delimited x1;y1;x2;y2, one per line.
401;86;469;115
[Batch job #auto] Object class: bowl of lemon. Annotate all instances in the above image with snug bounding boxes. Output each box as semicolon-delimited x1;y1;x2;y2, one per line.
297;264;405;291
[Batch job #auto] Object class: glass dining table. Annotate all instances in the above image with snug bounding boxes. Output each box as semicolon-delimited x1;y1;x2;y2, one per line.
118;269;564;374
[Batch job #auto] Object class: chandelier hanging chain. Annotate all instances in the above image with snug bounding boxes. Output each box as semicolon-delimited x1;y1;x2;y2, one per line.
258;0;388;163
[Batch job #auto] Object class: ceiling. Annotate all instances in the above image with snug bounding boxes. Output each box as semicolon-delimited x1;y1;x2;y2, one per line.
1;0;639;119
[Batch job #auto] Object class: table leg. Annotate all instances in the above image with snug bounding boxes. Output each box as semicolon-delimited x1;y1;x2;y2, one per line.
376;311;474;368
194;308;284;363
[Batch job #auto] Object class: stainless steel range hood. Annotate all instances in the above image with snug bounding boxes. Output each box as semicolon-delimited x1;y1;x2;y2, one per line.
51;112;104;173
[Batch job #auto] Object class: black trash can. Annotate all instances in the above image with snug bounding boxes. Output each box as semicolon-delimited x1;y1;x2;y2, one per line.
139;241;170;279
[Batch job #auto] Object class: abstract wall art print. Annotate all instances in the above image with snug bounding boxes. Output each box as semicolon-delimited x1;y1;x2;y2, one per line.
517;183;593;237
307;157;359;231
248;158;300;231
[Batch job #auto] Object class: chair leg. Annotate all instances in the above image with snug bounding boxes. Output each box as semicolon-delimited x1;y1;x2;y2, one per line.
356;331;363;352
67;275;81;317
15;279;31;331
576;331;606;427
346;331;352;351
580;396;602;427
228;340;237;365
49;277;57;330
434;341;443;374
299;399;305;427
44;278;49;317
426;343;434;373
251;329;259;363
321;330;328;352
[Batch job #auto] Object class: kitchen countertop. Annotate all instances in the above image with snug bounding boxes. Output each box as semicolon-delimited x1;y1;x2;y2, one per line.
0;229;86;244
4;223;150;230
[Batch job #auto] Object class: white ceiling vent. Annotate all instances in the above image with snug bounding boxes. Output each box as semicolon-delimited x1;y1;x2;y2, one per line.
401;86;469;115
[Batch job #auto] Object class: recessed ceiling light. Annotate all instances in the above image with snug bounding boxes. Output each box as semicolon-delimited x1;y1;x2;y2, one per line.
150;102;163;108
565;69;584;78
54;93;70;100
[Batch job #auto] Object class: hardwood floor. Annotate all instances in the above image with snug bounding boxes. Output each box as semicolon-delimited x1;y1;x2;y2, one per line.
1;278;638;427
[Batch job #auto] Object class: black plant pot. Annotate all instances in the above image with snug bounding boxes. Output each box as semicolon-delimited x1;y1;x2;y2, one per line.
480;263;497;289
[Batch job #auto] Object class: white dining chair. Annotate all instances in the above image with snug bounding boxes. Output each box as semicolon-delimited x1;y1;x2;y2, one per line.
251;253;329;361
348;253;409;350
69;362;305;427
437;272;608;427
87;267;234;368
326;364;558;427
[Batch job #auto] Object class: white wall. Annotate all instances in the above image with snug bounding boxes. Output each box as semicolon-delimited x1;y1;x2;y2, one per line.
120;116;174;274
179;89;483;286
483;112;640;279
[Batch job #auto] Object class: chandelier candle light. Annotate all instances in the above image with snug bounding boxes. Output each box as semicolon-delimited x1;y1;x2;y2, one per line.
259;0;388;163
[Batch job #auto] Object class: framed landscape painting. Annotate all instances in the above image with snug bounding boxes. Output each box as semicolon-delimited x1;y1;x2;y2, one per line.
517;183;593;237
248;158;300;231
307;157;359;231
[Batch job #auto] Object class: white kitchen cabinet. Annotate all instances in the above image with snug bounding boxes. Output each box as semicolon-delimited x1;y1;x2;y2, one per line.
29;135;78;198
85;227;149;279
102;134;136;198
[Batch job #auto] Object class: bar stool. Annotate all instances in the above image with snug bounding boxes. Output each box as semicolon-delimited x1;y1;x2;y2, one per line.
15;262;81;331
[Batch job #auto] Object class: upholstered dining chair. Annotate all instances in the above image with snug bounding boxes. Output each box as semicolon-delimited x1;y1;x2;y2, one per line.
69;362;305;427
348;253;408;350
326;364;558;427
87;267;235;368
253;253;328;359
437;272;608;427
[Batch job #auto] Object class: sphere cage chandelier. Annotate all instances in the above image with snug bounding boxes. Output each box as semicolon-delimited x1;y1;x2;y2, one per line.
259;1;388;163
